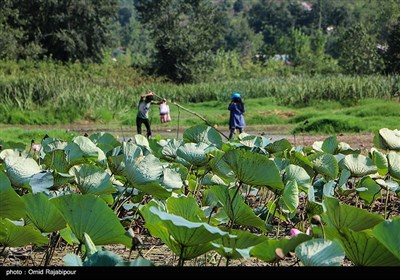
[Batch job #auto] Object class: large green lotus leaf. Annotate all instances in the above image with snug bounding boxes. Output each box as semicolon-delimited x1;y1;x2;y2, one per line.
337;169;351;190
0;171;26;219
323;197;384;231
64;142;86;164
134;181;172;200
0;218;48;247
22;193;66;233
295;239;345;266
251;234;311;263
160;139;183;161
322;180;336;198
183;124;223;149
209;151;235;181
176;143;210;167
73;136;99;157
123;142;143;161
29;171;54;193
370;148;388;175
125;154;163;185
148;206;229;247
0;149;20;161
388;151;400;179
59;225;80;245
281;180;299;214
373;219;400;261
120;257;154;266
166;196;206;222
238;135;257;148
41;138;68;153
161;168;183;190
43;150;70;173
339;154;377;177
52;194;131;247
140;201;178;247
53;171;75;188
210;185;267;231
107;154;125;176
141;202;223;260
69;164;115;195
288;151;315;178
326;226;400;266
222;149;283;190
131;134;151;154
311;141;324;152
63;253;83;266
356;177;381;204
338;142;361;155
265;138;292;154
321;135;339;154
202;173;228;186
89;132;121;155
4;155;41;187
212;229;267;259
375;128;400;151
83;251;124;266
309;153;338;180
283;164;312;192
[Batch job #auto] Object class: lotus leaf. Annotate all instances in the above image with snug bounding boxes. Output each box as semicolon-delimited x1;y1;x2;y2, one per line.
370;148;388;175
22;193;66;233
183;124;223;148
210;185;267;231
176;142;210;167
295;239;345;266
4;155;41;187
373;219;400;261
251;234;311;262
222;149;283;189
0;171;25;219
323;197;384;231
70;164;115;195
0;218;48;247
283;164;312;192
375;128;400;151
326;227;400;266
212;229;267;259
52;194;131;247
388;151;400;179
339;154;377;177
309;152;338;180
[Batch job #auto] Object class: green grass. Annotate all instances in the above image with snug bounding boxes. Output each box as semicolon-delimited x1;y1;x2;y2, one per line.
0;127;78;150
1;97;399;146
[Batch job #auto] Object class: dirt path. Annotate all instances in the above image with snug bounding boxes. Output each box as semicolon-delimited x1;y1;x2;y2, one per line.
2;123;376;151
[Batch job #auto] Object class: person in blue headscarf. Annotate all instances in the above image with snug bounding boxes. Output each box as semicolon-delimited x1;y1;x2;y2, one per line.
228;92;246;139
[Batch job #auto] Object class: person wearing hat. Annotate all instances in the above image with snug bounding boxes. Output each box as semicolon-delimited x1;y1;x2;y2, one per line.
136;92;163;139
228;92;246;139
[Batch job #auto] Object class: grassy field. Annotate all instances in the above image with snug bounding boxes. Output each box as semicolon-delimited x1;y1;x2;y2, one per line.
1;97;398;150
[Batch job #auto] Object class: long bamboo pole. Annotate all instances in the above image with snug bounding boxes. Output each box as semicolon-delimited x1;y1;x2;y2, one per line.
151;93;229;140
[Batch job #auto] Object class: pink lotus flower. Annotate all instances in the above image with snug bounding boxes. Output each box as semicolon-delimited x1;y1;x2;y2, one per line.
290;227;311;237
32;144;41;152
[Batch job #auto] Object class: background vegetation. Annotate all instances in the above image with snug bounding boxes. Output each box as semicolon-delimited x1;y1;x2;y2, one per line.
0;0;399;142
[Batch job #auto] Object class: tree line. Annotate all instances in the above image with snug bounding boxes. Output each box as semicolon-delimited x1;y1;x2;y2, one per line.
1;0;399;83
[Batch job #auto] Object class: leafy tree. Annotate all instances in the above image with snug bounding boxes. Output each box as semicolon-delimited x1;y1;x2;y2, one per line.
233;0;244;13
384;17;400;74
135;0;224;83
337;24;384;75
3;0;119;63
0;0;42;60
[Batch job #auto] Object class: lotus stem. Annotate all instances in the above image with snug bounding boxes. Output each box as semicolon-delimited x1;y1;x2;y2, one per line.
384;189;390;219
